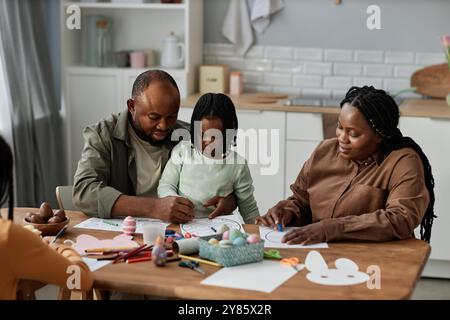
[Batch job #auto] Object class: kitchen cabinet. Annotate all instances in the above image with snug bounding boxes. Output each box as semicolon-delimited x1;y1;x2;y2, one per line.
399;116;450;278
235;110;286;215
62;0;203;182
285;112;323;197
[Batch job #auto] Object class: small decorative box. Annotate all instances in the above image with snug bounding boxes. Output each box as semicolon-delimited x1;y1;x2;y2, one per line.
198;234;264;267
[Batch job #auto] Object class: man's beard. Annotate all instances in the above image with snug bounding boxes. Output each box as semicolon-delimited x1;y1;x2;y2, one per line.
130;117;170;147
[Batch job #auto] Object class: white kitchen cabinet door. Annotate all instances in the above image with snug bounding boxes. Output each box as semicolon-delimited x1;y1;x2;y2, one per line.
235;110;286;216
177;107;193;123
400;117;450;276
285;140;320;198
286;112;323;141
66;69;122;182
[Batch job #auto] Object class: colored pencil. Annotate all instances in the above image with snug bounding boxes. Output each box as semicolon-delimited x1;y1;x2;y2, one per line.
102;220;119;227
126;256;152;264
85;246;139;253
178;254;222;267
113;244;148;264
51;225;68;244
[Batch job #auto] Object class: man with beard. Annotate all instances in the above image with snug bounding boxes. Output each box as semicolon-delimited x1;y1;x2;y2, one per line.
73;70;236;223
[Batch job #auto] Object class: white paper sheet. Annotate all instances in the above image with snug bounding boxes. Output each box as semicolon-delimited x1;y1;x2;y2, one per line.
259;226;329;249
201;260;301;293
82;258;112;272
74;217;170;233
180;214;244;237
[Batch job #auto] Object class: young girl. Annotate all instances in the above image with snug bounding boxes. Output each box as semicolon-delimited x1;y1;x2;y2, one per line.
0;136;92;299
158;93;259;224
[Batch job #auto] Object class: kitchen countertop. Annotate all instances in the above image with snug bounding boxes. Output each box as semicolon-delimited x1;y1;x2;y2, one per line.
181;93;450;120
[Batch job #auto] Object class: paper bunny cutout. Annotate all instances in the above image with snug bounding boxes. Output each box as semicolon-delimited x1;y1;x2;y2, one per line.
305;250;369;286
64;234;139;255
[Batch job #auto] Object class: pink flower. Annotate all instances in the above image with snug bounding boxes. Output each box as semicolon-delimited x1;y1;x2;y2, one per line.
441;35;450;48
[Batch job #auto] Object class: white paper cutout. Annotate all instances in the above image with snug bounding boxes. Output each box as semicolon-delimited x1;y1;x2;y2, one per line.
259;226;329;249
201;260;298;293
180;215;243;237
74;217;170;234
305;250;369;286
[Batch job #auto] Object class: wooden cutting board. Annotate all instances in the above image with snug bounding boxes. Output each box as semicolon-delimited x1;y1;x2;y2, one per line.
411;63;450;98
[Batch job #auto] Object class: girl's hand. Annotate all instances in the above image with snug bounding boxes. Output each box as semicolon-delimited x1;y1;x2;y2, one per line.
281;222;326;245
255;200;299;229
42;236;55;245
205;194;237;219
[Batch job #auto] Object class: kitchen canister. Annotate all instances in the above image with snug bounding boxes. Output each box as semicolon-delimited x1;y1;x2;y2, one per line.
130;51;147;68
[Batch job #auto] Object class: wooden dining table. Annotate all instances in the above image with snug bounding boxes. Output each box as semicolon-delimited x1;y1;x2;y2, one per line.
6;208;431;300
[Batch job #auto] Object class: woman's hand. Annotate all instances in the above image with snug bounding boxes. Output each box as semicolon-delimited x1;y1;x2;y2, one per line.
281;222;326;245
205;194;237;219
255;200;299;228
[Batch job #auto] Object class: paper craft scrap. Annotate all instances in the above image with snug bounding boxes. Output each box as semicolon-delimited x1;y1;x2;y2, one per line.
74;217;170;233
180;215;244;237
259;226;329;249
63;234;139;255
305;250;369;286
201;260;300;293
82;257;112;272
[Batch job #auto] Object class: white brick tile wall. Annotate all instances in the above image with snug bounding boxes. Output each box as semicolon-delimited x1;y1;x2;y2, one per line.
244;85;272;93
303;62;332;75
334;63;362;76
323;76;352;89
203;44;210;56
243;59;272;72
265;46;294;60
203;43;442;97
263;73;292;86
323;99;342;107
324;49;353;62
293;75;322;88
242;71;264;84
294;48;323;61
354;50;383;63
383;78;411;92
394;65;420;78
216;57;244;70
363;64;393;77
332;89;349;100
415;53;445;65
246;46;265;59
353;77;383;88
208;43;236;56
385;51;415;64
273;60;303;73
301;88;332;98
203;56;217;64
272;86;301;95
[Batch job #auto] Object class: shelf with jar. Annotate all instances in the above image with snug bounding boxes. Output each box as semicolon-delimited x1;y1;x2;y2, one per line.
61;0;203;182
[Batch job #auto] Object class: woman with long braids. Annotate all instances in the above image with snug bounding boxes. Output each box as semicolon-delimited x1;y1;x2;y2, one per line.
257;86;435;244
0;136;92;299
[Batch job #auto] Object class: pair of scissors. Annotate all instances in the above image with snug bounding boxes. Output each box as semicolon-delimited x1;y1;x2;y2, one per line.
179;261;206;275
281;257;300;271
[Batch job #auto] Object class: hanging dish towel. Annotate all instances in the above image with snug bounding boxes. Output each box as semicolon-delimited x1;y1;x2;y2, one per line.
222;0;254;56
250;0;285;34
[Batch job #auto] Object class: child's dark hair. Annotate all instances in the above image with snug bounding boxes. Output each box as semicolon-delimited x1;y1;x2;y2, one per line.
190;93;238;153
0;135;14;220
340;86;436;243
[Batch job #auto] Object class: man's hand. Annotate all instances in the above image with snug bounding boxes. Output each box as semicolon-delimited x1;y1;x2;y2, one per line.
205;194;238;219
255;200;299;229
154;196;195;224
281;222;326;245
